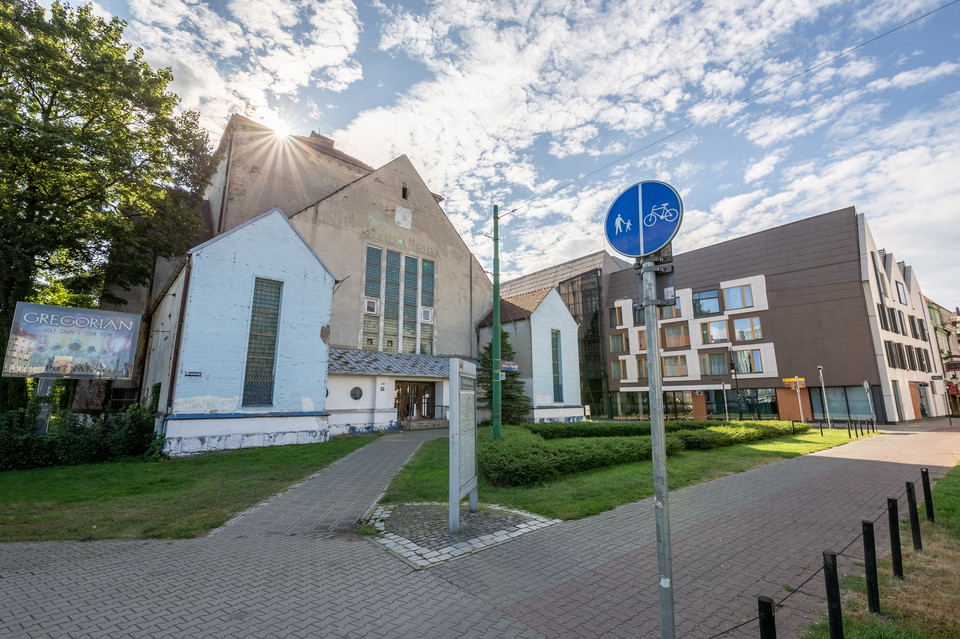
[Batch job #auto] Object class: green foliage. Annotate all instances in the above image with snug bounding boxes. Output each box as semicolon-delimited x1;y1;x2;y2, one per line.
477;421;806;487
0;0;215;330
478;425;684;487
0;404;156;470
477;328;532;424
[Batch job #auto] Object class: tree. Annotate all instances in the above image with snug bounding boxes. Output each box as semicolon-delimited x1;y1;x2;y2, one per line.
0;2;214;320
0;1;215;407
478;329;532;425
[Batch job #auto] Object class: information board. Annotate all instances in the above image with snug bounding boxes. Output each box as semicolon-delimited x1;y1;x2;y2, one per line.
449;358;479;533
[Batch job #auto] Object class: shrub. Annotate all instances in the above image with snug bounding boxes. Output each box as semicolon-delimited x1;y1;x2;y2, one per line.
478;426;683;487
0;405;157;471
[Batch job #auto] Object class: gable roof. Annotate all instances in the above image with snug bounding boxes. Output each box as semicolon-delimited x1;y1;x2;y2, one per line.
190;208;336;280
328;347;452;378
477;287;553;328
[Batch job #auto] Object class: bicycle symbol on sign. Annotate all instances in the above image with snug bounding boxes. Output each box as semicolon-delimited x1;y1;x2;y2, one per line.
643;203;679;227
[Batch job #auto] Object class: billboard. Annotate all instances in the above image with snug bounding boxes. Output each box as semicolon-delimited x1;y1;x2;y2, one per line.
3;302;140;380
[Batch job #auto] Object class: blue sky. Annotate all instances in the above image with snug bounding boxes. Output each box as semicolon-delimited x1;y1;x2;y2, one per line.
87;0;960;306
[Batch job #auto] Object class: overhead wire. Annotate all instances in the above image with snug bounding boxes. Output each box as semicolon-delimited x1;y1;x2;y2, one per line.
499;0;960;220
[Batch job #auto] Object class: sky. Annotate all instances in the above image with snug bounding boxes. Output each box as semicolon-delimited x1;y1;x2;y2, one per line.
84;0;960;306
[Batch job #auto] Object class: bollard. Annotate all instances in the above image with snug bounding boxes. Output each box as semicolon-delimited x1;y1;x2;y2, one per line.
920;468;935;522
862;521;880;613
846;419;851;438
823;551;844;639
791;420;795;435
758;596;777;639
905;482;922;551
887;498;904;579
819;420;824;437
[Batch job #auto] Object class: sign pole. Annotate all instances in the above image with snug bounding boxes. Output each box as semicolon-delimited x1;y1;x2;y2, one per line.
492;205;502;440
641;259;676;639
796;374;804;422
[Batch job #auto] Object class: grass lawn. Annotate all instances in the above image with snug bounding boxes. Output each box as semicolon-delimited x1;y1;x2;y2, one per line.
382;426;863;520
800;463;960;639
0;435;375;541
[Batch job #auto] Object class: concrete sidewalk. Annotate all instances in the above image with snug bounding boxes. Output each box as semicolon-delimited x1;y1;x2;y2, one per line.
2;420;959;638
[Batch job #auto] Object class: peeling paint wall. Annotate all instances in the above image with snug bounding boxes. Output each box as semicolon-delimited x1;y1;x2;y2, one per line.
152;210;335;455
290;156;492;359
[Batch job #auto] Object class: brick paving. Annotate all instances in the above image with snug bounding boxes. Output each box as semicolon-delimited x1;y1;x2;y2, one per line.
2;421;959;638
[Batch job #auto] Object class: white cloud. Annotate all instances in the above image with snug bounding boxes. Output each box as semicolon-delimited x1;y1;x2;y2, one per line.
744;150;785;183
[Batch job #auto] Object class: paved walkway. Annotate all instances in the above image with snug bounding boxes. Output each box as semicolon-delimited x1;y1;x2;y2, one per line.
2;420;959;638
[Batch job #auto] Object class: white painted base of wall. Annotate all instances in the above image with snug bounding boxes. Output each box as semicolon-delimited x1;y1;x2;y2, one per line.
163;414;329;457
327;408;399;437
532;406;586;423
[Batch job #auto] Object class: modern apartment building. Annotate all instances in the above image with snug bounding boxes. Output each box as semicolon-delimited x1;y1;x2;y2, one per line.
600;206;945;423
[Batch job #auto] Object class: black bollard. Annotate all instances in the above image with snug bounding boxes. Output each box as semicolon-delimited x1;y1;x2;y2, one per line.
921;468;935;522
887;497;904;579
906;482;922;551
758;596;777;639
862;521;880;613
823;551;844;639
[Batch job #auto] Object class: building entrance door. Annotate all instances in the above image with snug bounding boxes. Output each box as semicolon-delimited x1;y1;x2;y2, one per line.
395;381;435;421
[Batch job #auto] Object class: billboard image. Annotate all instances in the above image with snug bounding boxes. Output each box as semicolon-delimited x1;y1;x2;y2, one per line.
3;302;141;380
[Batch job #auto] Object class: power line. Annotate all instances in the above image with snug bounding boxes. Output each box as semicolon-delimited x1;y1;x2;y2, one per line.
502;0;960;219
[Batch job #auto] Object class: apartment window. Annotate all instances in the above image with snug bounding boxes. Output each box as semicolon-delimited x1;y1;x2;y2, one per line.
692;289;721;316
662;355;688;377
723;284;753;310
551;330;563;402
897;311;906;336
662;324;690;348
896;343;907;369
877;304;889;331
611;359;627;380
896;281;907;304
701;320;729;344
609;307;623;328
242;278;282;406
635;329;647;350
732;349;763;374
871;252;887;298
636;356;647;378
633;304;645;325
659;299;681;319
909;316;919;339
699;352;728;375
884;341;897;368
906;346;918;371
918;320;928;341
610;333;629;353
733;317;762;341
888;308;899;333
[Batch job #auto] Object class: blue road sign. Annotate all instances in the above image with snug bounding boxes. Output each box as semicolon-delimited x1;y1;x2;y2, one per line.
604;181;683;258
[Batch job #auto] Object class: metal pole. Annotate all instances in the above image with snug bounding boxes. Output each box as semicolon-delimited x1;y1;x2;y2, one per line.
796;374;804;422
818;366;833;429
722;381;729;422
492;205;501;440
863;381;876;431
641;259;675;639
729;351;743;420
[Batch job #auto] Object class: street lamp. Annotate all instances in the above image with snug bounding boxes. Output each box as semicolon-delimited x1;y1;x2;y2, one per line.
729;350;743;421
818;365;833;429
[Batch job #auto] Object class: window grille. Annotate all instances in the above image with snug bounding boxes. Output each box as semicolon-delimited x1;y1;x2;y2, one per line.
242;278;282;406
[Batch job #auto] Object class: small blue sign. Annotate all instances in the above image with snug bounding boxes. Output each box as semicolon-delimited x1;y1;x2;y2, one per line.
604;181;683;258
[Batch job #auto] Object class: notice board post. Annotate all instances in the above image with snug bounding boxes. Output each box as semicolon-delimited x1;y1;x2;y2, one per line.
449;358;479;534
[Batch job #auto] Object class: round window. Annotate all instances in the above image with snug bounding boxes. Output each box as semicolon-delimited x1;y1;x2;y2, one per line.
350;387;363;400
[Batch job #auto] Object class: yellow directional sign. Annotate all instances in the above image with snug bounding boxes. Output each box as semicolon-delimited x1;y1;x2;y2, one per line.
782;377;806;383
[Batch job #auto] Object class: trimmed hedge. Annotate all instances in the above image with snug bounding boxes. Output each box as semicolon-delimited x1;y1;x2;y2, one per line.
527;419;723;439
478;420;808;487
478;426;684;487
0;406;157;471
